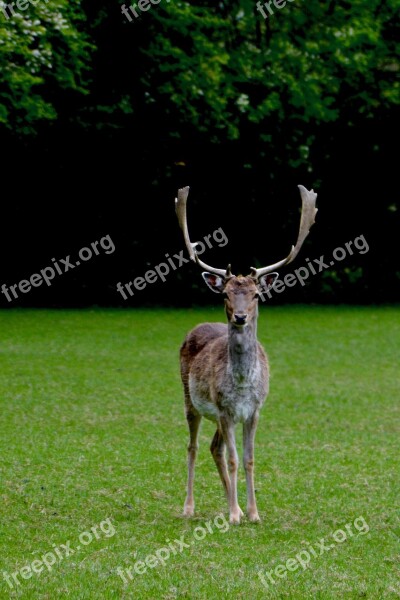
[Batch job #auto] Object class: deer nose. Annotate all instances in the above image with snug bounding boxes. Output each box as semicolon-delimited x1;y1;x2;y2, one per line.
234;313;248;325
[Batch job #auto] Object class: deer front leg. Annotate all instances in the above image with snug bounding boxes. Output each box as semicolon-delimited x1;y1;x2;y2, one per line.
243;411;260;522
219;416;243;524
183;410;202;517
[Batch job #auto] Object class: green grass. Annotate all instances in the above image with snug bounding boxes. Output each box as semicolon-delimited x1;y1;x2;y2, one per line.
0;306;399;599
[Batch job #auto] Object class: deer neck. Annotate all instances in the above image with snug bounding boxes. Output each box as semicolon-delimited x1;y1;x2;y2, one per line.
227;317;258;380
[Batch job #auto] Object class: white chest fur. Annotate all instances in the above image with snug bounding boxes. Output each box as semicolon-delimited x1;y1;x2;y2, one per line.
189;362;268;424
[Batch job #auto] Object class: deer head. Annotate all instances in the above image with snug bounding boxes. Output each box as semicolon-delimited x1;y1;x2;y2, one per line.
175;185;318;323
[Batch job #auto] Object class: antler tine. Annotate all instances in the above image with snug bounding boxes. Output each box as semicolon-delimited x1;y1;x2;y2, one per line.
250;185;318;279
175;186;233;279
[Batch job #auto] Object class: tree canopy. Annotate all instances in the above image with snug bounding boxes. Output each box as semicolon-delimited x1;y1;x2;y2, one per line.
1;0;399;305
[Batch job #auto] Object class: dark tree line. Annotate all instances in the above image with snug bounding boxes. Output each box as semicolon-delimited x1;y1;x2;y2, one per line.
1;0;399;306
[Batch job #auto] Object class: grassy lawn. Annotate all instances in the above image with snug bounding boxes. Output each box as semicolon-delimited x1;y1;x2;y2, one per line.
0;306;399;599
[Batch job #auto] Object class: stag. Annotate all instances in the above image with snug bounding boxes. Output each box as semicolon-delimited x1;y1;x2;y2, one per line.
175;185;317;524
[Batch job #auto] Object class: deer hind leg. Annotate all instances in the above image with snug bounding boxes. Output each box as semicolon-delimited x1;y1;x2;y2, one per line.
243;411;260;522
219;416;244;524
183;408;202;517
210;427;231;497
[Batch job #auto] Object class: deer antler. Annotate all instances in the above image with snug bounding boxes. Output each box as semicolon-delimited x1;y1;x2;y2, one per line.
175;186;233;279
250;185;318;279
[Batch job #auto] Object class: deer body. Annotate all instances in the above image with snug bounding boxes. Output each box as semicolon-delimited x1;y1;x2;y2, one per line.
175;185;318;524
184;319;268;425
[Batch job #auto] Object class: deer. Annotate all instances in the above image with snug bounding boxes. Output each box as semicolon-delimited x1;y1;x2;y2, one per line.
175;185;318;524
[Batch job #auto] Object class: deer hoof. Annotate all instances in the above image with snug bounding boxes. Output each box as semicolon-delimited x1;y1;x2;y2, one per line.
248;511;261;523
229;509;242;525
183;504;194;517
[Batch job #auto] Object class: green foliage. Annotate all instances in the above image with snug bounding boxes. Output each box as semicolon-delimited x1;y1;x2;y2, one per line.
0;0;92;133
1;0;398;145
138;0;399;148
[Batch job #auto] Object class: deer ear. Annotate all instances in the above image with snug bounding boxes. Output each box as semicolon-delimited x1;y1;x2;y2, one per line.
258;272;279;292
202;272;225;294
